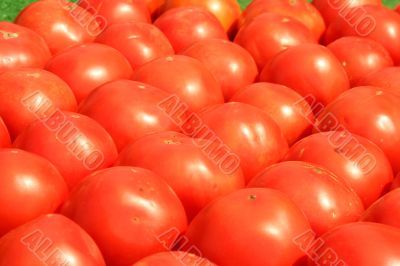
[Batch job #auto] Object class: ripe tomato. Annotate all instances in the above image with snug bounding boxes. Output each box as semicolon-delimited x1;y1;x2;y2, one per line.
248;161;364;235
0;149;68;237
260;44;350;107
0;22;50;73
357;67;400;94
14;111;118;190
234;13;316;70
132;55;224;113
230;82;314;145
96;22;173;69
315;87;400;174
0;117;10;148
0;214;106;266
0;68;77;139
61;166;187;265
133;251;217;266
15;0;99;54
181;39;258;101
185;188;311;266
46;43;132;103
115;131;245;220
325;5;400;65
79;80;179;151
197;102;288;182
154;7;227;52
327;37;393;86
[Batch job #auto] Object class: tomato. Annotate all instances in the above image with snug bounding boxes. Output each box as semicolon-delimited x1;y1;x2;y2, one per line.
242;0;325;40
327;37;393;86
61;166;187;265
14;111;118;190
132;55;224;112
0;22;51;73
0;117;11;148
260;44;350;107
248;161;363;235
46;43;132;103
357;67;400;94
234;13;316;70
325;5;400;65
79;80;179;151
315;87;400;174
96;22;173;69
15;0;99;54
115;131;245;220
181;39;257;101
312;0;382;25
196;102;288;182
133;251;217;266
0;149;67;237
154;7;227;52
185;188;310;266
392;172;400;190
162;0;241;36
230;82;314;145
0;214;105;266
307;222;400;266
0;68;77;139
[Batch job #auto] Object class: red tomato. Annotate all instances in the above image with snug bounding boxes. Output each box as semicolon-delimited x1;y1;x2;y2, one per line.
96;22;173;69
357;67;400;94
14;111;118;190
0;149;68;236
260;44;350;107
0;117;11;148
115;131;245;220
315;87;400;174
197;102;288;182
242;0;325;40
307;222;400;266
327;37;393;86
15;0;99;54
230;82;314;145
0;214;105;266
154;7;227;52
132;55;224;112
61;166;187;266
325;5;400;64
46;43;132;103
285;131;393;207
234;13;316;70
185;188;310;266
0;68;77;139
0;22;50;73
181;39;258;101
133;251;217;266
79;80;179;151
392;172;400;190
248;161;364;235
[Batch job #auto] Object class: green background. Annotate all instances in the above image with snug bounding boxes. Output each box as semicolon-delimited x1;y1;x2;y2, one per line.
0;0;399;22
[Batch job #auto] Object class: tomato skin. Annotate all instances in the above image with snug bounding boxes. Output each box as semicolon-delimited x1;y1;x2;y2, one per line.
392;173;400;190
315;87;400;174
0;149;68;237
46;43;133;103
79;80;179;151
234;13;316;70
0;68;77;139
61;166;188;266
185;188;310;266
115;131;245;220
96;22;173;70
285;131;393;207
0;22;51;73
15;0;99;54
14;111;118;190
154;7;227;53
0;117;11;148
132;55;224;113
230;82;314;145
0;214;106;266
182;39;258;101
132;251;217;266
260;44;350;107
357;67;400;94
327;37;393;86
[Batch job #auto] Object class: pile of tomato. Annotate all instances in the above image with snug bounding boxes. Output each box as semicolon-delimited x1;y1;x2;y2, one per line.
1;0;400;265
